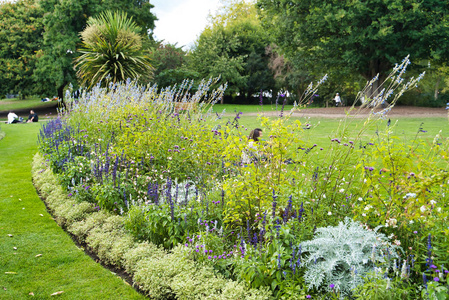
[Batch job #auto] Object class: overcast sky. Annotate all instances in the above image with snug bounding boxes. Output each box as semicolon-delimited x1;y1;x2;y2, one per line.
150;0;221;50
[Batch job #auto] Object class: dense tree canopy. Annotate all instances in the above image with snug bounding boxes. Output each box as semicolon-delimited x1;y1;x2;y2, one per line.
0;0;44;97
257;0;449;95
33;0;156;98
190;0;275;100
149;42;200;89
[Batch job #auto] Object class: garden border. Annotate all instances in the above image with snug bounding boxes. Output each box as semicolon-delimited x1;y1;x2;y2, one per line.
31;153;272;300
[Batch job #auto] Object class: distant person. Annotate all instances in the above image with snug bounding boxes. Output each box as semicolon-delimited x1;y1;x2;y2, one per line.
27;110;39;123
334;93;342;107
242;128;264;164
7;111;21;124
248;128;263;142
41;97;50;102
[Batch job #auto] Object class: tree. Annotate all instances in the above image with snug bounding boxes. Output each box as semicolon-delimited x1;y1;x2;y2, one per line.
75;11;153;88
0;0;44;97
34;0;156;99
189;0;275;100
257;0;449;96
149;42;200;88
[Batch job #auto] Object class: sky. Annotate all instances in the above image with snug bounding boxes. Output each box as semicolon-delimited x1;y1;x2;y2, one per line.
150;0;221;50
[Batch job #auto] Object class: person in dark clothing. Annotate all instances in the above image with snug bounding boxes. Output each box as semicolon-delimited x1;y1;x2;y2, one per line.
27;110;39;123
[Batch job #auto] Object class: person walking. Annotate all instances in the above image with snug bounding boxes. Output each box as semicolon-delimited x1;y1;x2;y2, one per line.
334;93;341;107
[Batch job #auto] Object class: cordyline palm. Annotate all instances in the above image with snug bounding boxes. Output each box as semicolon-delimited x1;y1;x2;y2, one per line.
75;11;153;88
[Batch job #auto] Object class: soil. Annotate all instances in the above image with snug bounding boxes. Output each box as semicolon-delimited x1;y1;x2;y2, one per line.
245;106;448;118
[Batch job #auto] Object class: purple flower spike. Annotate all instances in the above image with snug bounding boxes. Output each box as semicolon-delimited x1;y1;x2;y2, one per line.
434;277;440;282
330;284;335;289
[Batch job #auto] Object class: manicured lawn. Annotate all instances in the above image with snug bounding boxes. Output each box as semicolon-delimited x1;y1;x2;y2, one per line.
0;123;145;299
221;113;449;145
0;97;58;112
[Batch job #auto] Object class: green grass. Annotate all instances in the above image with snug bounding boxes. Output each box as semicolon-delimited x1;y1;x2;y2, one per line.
0;97;58;112
220;113;449;143
0;124;145;299
0;104;447;299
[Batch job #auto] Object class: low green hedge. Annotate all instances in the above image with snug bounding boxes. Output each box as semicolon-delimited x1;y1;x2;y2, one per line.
32;153;272;300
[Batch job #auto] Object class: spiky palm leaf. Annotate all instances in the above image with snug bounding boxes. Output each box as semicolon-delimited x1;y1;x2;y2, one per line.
75;11;153;88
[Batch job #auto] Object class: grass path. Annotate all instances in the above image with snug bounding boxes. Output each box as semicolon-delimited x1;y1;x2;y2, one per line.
0;124;145;299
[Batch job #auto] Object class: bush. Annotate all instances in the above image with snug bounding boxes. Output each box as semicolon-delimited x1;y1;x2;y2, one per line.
300;218;401;296
35;59;449;299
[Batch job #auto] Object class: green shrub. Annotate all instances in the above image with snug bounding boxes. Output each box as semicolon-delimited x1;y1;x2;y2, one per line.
123;242;165;275
300;218;400;296
133;245;272;300
67;211;111;242
86;229;135;267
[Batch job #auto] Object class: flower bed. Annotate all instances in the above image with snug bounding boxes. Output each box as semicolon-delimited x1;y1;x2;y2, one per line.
36;63;449;299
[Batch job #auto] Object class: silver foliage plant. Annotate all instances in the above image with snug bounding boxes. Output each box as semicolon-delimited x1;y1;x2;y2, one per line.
301;217;401;296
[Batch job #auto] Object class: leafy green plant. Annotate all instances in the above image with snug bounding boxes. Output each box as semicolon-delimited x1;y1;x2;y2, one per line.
300;218;401;296
353;273;419;300
75;11;154;88
423;281;449;300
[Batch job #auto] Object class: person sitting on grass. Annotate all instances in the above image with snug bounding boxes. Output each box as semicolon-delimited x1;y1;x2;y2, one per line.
7;111;21;124
27;110;39;123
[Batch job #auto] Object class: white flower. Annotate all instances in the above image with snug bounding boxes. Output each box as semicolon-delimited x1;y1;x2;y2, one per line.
394;240;401;246
362;213;366;217
401;260;408;279
339;188;345;193
404;192;416;199
430;199;437;205
327;211;332;216
364;205;372;211
437;207;442;212
420;205;426;213
358;197;363;201
386;218;397;227
167;157;172;160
